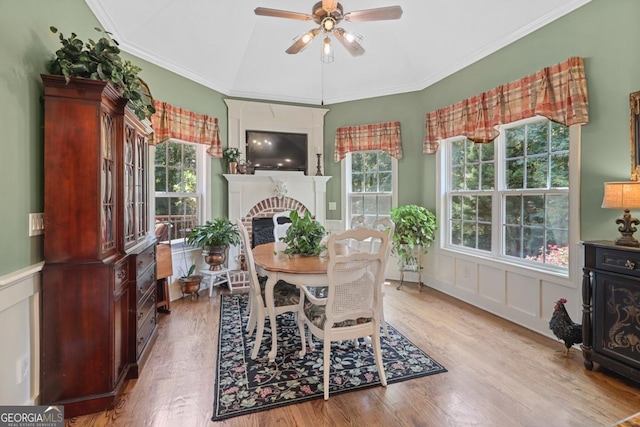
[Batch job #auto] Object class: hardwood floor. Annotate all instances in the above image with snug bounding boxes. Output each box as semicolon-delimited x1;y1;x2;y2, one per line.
66;281;640;427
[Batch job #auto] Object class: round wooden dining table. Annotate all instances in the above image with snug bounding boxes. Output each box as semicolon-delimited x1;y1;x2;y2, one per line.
251;242;331;362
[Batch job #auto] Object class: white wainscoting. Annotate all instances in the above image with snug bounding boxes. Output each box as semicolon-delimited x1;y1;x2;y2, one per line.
421;243;584;339
0;262;43;405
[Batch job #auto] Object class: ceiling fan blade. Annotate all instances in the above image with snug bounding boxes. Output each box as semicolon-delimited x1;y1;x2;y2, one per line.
285;28;320;54
322;0;338;13
344;6;403;22
254;7;313;21
334;28;365;57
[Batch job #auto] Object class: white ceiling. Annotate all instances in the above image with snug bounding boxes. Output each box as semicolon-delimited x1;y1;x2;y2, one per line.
85;0;591;105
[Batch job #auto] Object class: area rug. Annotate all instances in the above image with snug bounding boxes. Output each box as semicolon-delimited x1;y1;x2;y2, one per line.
212;293;447;421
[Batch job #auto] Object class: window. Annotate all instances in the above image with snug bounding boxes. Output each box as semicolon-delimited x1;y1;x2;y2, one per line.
444;118;571;272
154;140;205;241
345;151;396;228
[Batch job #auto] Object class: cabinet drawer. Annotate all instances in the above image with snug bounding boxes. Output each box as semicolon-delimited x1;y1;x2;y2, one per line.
136;244;156;276
136;290;157;332
596;247;640;277
136;263;156;300
113;261;129;294
136;309;157;357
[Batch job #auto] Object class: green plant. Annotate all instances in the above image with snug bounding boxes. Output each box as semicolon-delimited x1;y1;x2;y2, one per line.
47;26;155;120
185;217;241;250
281;210;326;256
179;264;198;280
390;205;438;266
223;147;241;163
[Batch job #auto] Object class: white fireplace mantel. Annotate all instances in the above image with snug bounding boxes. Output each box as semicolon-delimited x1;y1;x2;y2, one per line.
224;172;331;224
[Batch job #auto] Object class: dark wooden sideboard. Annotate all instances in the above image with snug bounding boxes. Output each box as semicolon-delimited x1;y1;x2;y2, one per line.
40;75;157;417
582;241;640;384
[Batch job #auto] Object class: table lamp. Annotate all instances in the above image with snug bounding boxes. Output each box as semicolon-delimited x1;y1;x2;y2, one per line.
601;181;640;247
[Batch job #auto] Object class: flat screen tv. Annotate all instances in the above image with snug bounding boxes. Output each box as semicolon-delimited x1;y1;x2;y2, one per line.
245;130;308;174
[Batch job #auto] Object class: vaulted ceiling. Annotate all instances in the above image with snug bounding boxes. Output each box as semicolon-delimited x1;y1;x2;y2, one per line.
85;0;591;105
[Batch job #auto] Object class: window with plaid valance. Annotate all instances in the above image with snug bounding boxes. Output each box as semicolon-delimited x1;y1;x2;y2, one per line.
334;121;403;162
423;56;589;154
150;100;222;157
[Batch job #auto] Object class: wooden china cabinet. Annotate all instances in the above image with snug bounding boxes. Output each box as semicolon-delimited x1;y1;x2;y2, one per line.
40;75;157;417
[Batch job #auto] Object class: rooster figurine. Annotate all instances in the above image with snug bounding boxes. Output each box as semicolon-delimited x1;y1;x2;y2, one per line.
549;298;582;356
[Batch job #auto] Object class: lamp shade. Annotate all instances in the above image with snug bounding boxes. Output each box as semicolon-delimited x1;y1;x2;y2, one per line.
602;181;640;209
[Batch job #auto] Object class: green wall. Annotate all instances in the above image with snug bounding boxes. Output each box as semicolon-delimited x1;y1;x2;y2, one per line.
324;0;640;242
1;0;637;275
0;0;231;275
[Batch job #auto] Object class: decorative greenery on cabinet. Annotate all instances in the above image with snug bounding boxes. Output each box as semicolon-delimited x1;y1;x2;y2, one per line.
47;26;155;120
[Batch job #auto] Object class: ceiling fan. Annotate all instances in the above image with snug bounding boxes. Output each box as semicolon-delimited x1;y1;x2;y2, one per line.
254;0;403;59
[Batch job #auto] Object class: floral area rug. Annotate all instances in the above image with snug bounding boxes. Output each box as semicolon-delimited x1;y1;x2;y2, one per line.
212;293;447;421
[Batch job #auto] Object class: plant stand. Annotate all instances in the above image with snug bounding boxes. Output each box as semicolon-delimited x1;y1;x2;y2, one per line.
396;245;424;292
397;264;424;291
201;268;232;297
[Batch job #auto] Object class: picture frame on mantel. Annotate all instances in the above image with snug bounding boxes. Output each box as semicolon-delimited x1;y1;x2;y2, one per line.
630;91;640;180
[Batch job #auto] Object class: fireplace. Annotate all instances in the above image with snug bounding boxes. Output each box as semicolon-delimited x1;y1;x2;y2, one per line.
252;217;275;247
223;99;331;270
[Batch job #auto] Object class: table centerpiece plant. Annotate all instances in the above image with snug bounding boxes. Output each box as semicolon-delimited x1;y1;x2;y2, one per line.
280;210;326;257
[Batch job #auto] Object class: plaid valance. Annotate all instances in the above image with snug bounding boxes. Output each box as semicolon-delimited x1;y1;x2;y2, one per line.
423;56;589;153
334;121;403;162
150;100;222;158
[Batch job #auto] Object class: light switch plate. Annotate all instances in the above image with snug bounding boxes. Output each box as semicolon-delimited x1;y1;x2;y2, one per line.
29;213;44;236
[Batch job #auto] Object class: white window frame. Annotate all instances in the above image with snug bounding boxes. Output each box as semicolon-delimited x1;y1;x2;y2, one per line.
436;116;581;280
150;139;210;245
341;150;398;229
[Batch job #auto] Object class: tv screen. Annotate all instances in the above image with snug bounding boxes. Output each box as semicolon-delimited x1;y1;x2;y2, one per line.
245;130;308;174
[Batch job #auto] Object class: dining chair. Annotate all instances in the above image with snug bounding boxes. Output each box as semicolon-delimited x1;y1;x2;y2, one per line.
298;227;389;399
350;215;365;229
237;219;304;360
372;217;395;338
272;211;292;242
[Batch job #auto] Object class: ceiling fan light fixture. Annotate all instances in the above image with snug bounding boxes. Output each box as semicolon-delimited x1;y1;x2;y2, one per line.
321;36;334;63
321;17;336;32
342;30;361;44
302;31;315;44
256;1;402;61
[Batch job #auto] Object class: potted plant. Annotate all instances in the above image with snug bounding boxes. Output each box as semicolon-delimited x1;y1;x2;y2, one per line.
185;217;241;270
223;147;241;174
280;210;326;256
389;204;438;269
178;264;202;299
46;26;155;120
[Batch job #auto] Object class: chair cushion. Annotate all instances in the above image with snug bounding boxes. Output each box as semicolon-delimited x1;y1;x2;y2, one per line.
258;276;300;307
303;301;372;329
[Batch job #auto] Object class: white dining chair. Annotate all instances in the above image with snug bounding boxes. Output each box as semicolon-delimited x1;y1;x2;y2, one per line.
372;217;395;338
272;211;292;242
237;219;304;360
298;227;389;399
350;215;365;229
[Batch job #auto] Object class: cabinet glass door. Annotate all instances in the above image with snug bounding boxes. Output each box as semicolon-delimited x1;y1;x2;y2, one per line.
101;110;117;253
